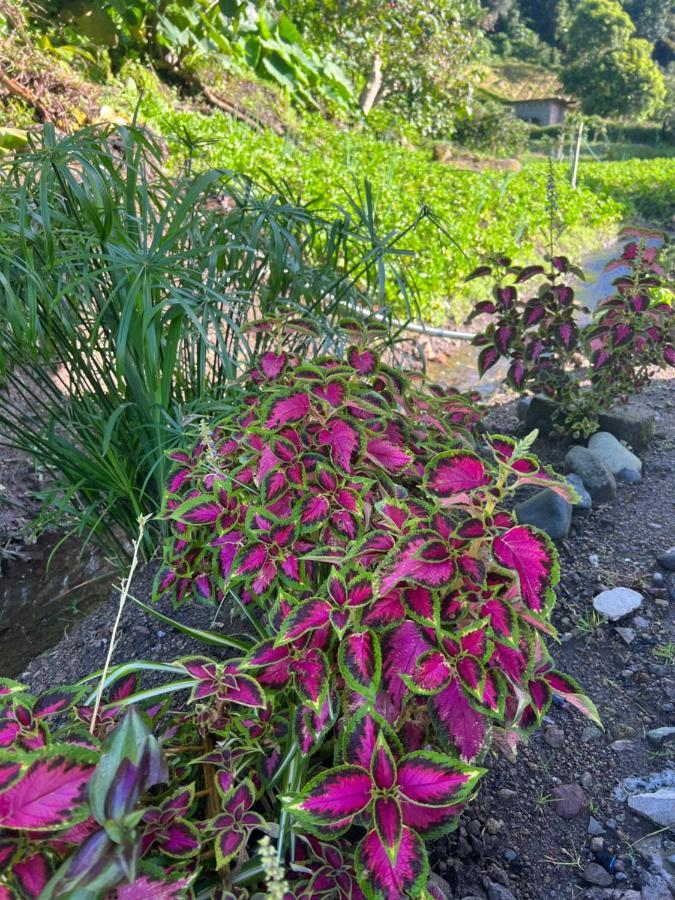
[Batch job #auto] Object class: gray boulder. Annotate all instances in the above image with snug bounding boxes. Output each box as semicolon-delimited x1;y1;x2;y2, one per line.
515;489;572;540
564;446;617;503
566;473;592;511
588;431;642;474
597;402;656;453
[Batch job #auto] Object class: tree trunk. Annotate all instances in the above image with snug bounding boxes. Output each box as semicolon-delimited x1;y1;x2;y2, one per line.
359;54;383;116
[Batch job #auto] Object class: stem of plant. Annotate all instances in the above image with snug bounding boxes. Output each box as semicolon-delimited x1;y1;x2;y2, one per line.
89;513;151;734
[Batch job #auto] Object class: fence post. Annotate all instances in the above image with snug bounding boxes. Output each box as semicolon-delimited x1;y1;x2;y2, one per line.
571;120;583;189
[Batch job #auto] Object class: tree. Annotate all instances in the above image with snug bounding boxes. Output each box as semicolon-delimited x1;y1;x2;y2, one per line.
565;0;635;59
518;0;570;46
621;0;675;45
561;0;666;118
563;36;666;118
286;0;485;134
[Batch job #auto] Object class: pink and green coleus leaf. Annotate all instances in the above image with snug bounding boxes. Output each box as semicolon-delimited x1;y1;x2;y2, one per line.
424;451;491;501
0;752;95;830
288;765;372;828
290;649;330;711
317;419;360;472
339;631;381;698
396;751;483;807
429;679;488;762
492;525;558;613
265;392;311;428
115;875;193;899
544;671;602;726
356;826;428;900
12;852;50;899
276;599;332;645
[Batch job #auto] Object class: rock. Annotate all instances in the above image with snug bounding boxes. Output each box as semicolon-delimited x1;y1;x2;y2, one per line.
588;431;642;474
428;873;453;899
588;816;607;836
516;397;531;422
581;772;594;790
656;547;675;571
485;817;503;835
523;395;556;433
583;862;613;887
564;446;617;503
590;837;604;853
617;467;642;484
612;739;640;752
551;783;586;819
544;725;564;748
515;489;572;540
487;885;516;900
597;402;656;453
616;626;636;645
497;788;517;801
633;615;650;629
628;789;675;828
566;473;592;512
581;725;603;743
646;727;675;750
593;587;643;621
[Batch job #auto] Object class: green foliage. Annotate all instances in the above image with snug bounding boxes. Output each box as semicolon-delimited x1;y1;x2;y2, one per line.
123;71;627;324
579;157;675;221
288;0;485;136
454;100;529;156
0;124;423;560
562;0;666;118
564;38;666;119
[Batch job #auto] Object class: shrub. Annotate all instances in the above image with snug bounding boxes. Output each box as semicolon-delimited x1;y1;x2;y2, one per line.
0;124;424;560
467;228;674;436
0;321;599;898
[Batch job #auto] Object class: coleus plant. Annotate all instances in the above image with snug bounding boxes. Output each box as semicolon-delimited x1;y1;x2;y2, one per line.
466;229;674;437
1;319;599;899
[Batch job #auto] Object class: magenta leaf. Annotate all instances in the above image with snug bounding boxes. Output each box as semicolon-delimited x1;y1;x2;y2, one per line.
0;753;94;830
493;526;557;613
366;438;411;472
290;765;372;826
400;798;462;837
278;600;332;644
356;826;428;900
339;631;381;698
13;852;50;899
373;795;402;861
114;876;192;899
397;751;481;806
430;679;487;761
318;419;360;472
265;392;310;428
32;686;84;719
424;450;490;499
478;345;500;376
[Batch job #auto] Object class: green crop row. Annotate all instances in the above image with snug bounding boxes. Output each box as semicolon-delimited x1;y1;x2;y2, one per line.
125;74;673;324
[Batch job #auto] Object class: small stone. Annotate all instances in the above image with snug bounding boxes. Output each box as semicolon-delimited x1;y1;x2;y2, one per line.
583;862;613;887
157;629;167;638
612;739;640;752
628;788;675;827
566;473;592;512
657;547;675;571
427;873;453;899
590;837;604;853
617;466;642;484
564;446;617;503
581;726;603;743
581;772;594;790
588;430;642;474
652;572;665;587
616;626;636;645
633;615;650;629
487;885;516;900
503;848;519;865
485;817;503;835
646;727;675;750
544;726;565;748
497;788;517;801
515;489;572;540
593;587;643;621
614;723;636;740
621;668;634;679
551;783;586;819
589;553;600;566
588;816;606;836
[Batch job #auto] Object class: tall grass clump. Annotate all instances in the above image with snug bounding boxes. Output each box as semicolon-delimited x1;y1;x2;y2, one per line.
0;124;425;561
